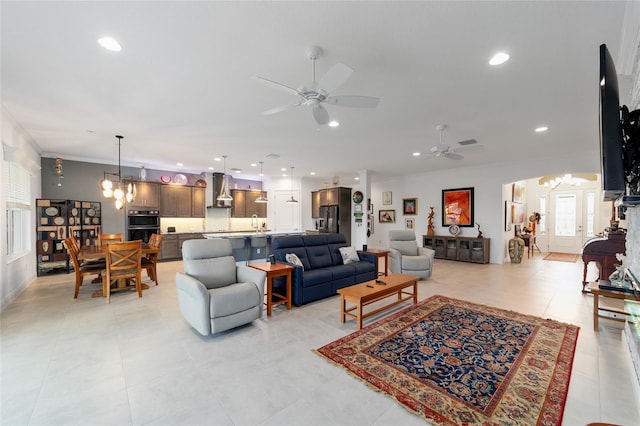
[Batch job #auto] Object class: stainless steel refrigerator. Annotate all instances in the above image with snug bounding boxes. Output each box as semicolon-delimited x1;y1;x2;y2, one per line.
319;205;339;234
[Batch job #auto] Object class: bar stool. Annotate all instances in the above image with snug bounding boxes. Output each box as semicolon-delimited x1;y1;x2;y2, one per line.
250;235;268;263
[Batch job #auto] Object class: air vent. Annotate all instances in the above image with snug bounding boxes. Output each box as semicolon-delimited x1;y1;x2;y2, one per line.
458;139;477;146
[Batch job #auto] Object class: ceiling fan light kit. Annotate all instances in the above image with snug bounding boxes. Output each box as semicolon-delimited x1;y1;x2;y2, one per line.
256;45;379;125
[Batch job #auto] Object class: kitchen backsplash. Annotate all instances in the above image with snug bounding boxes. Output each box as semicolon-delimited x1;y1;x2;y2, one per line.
160;208;266;234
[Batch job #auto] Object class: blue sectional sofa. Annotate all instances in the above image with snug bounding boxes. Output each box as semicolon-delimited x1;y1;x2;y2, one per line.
271;234;377;306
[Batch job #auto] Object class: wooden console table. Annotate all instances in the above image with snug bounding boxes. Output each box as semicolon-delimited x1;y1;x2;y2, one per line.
423;236;490;264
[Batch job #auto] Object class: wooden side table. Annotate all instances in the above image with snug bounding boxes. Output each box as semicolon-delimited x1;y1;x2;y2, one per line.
358;249;390;276
588;281;637;331
249;262;293;316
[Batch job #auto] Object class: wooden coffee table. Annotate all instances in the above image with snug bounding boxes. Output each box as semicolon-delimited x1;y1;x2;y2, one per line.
337;274;419;329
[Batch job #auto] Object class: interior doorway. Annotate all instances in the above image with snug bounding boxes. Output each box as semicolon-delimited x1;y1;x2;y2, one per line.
273;189;301;233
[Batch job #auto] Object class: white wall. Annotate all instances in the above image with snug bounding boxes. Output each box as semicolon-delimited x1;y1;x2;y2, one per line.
1;108;42;310
368;148;600;264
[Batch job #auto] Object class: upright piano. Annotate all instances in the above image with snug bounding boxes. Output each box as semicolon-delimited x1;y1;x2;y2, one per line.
581;231;626;292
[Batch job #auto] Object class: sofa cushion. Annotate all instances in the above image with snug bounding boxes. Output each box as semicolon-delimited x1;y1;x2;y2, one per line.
185;255;237;289
325;264;354;280
302;268;332;287
209;282;259;318
302;234;328;247
339;246;360;264
306;244;333;269
351;260;376;275
326;234;348;265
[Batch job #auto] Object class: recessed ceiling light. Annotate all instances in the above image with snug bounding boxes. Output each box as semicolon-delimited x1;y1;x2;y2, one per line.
250;163;257;167
310;172;316;175
355;177;360;180
489;52;510;66
328;120;339;127
535;126;549;133
208;167;214;170
413;152;421;157
214;157;221;161
281;168;287;172
98;36;122;52
176;162;183;167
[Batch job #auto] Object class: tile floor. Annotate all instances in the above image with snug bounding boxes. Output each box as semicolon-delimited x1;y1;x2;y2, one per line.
2;254;639;425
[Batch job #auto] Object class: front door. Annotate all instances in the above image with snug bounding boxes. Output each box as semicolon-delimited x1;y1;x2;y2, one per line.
548;190;584;254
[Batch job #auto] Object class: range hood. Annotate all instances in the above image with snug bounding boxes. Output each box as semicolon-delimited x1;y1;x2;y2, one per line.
207;172;232;208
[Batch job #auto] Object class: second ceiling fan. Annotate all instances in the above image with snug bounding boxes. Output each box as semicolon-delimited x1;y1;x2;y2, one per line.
429;124;483;160
255;46;380;125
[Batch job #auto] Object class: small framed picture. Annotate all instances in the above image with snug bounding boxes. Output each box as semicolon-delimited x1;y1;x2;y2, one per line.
379;209;396;223
354;204;363;213
405;218;415;230
382;191;392;205
403;198;417;215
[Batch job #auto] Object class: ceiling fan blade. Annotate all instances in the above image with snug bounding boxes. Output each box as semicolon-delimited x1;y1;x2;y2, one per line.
253;76;301;97
325;95;380;108
453;144;484;153
445;153;464;160
312;104;330;125
261;103;301;115
318;63;353;94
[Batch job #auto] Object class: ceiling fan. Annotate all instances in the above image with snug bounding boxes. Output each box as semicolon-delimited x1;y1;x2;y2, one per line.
255;46;379;125
429;124;483;160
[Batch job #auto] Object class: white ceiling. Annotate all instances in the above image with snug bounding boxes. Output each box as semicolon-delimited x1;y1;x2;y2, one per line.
0;1;631;184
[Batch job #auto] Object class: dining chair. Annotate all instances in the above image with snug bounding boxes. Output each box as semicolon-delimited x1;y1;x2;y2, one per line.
102;240;142;303
98;233;124;246
64;237;104;299
142;233;163;285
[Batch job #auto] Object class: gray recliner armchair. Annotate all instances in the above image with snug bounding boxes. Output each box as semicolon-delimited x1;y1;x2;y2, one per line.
388;230;435;279
176;239;266;336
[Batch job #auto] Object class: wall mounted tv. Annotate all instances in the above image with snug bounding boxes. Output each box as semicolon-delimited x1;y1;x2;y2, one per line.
599;43;626;201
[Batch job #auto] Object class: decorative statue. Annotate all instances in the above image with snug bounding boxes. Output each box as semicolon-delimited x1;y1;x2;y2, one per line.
476;222;483;238
427;207;435;236
508;236;525;263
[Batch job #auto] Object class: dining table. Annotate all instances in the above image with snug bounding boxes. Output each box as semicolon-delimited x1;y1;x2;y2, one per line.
78;243;160;298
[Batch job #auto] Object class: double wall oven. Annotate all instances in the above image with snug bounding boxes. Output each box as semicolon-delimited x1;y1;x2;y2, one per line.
127;210;160;243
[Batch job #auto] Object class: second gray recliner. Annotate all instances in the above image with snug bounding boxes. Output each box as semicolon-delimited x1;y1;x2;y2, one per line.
388;230;435;279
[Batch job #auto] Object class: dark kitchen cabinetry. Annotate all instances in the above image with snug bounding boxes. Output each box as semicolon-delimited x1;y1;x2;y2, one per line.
160;185;205;218
160;234;179;260
231;189;267;218
191;187;205;218
312;187;352;245
160;185;191;217
128;182;159;210
311;191;321;218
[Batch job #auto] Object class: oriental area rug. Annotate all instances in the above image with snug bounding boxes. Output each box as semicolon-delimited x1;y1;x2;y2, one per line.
543;252;580;263
315;295;579;425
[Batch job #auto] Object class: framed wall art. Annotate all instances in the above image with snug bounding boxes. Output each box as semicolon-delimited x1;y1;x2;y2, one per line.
402;198;417;215
382;191;392;205
512;182;525;203
505;201;513;231
379;209;396;223
405;218;415;230
441;187;474;227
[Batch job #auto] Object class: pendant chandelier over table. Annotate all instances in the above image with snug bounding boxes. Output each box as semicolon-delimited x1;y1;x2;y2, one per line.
100;135;136;210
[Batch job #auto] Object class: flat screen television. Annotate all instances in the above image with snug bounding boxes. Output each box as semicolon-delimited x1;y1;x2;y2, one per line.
599;43;626;201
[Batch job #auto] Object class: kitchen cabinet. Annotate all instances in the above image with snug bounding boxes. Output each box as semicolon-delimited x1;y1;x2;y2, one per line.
311;191;321;218
423;236;490;264
128;182;159;210
231;189;267;218
191;187;205;218
160;185;192;217
160;234;179;260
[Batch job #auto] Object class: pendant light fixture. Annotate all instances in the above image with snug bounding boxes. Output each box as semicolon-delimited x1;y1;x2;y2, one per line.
255;161;268;203
286;166;298;204
100;135;136;210
216;155;233;202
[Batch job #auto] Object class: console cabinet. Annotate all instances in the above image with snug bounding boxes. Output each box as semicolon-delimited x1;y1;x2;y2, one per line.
423;235;490;264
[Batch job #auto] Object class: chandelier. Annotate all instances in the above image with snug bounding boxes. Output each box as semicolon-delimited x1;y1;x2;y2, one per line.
538;173;597;190
255;161;268;203
216;155;233;202
286;166;298;204
100;135;136;210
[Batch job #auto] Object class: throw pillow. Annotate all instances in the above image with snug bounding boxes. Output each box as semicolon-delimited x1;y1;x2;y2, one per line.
286;253;303;267
339;246;360;265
